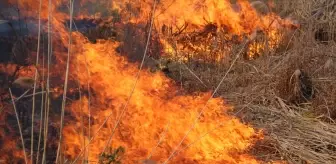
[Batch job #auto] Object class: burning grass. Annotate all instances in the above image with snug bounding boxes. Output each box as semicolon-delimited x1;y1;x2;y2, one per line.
0;0;335;163
156;0;336;163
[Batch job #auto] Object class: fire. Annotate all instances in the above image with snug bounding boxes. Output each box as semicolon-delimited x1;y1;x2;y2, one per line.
0;0;297;163
61;39;262;163
246;29;283;59
113;0;297;61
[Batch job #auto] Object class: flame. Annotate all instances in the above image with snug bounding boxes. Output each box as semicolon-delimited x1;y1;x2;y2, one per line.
60;40;262;163
0;0;296;163
112;0;297;61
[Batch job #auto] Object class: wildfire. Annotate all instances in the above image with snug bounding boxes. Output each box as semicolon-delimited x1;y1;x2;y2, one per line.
0;0;298;163
59;39;262;163
112;0;298;61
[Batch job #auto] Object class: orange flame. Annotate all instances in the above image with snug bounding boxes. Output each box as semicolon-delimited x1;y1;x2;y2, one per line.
113;0;297;60
61;40;263;163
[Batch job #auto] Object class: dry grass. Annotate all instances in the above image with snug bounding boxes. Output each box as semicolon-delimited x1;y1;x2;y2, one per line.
1;0;335;163
243;104;336;163
156;0;336;163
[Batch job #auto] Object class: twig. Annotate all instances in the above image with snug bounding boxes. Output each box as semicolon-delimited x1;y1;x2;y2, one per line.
181;63;207;87
100;0;158;155
147;120;171;160
42;0;53;162
36;32;46;164
9;88;28;164
172;23;188;36
14;89;31;102
31;0;42;161
56;0;74;162
18;91;51;100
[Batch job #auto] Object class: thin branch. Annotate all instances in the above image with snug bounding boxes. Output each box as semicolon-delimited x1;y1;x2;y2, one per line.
42;0;53;162
36;33;46;164
147;120;171;160
100;0;158;155
56;0;74;162
9;88;28;164
182;63;207;87
31;0;42;161
14;89;31;102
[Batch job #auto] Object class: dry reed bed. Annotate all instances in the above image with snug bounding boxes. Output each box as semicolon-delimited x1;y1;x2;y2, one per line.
162;36;336;163
157;0;336;163
1;0;335;163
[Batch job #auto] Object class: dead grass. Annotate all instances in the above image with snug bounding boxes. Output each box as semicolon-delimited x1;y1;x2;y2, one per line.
1;0;335;163
156;0;336;163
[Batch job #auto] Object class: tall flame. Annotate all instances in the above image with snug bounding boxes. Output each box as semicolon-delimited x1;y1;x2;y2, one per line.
62;40;262;163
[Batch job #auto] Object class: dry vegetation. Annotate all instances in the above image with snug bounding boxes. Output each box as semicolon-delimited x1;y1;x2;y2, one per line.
155;0;336;163
0;0;335;163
